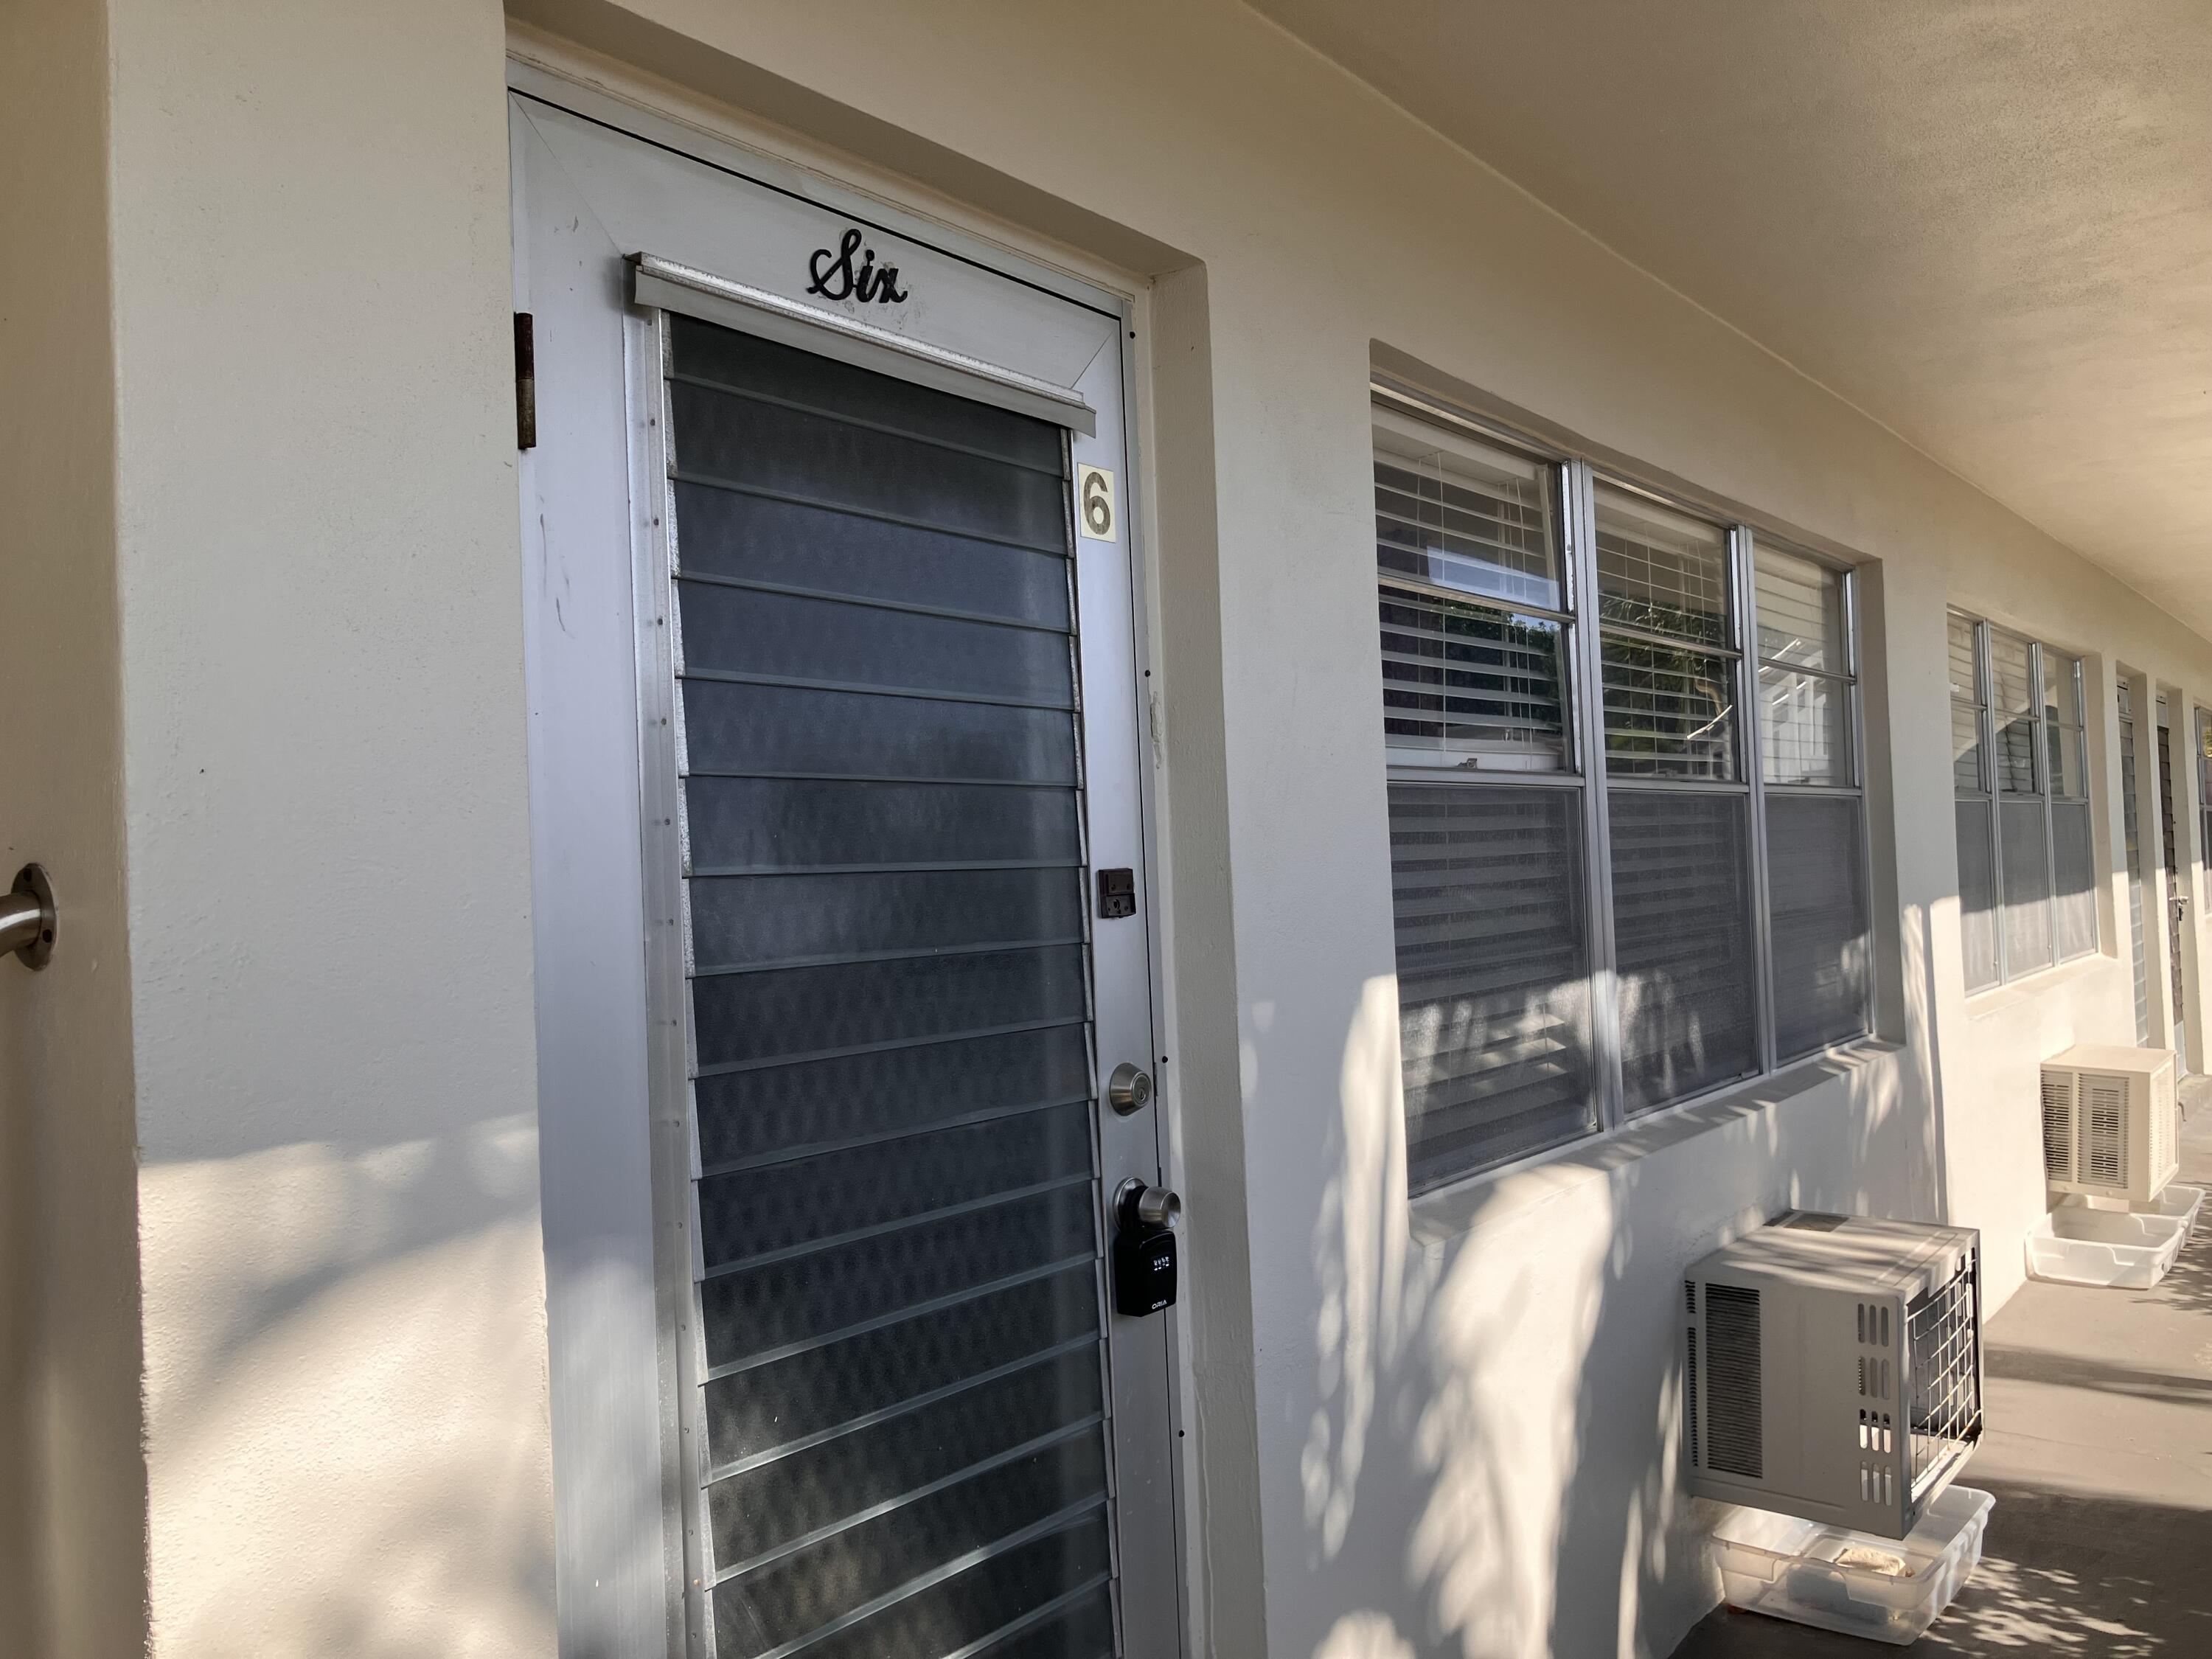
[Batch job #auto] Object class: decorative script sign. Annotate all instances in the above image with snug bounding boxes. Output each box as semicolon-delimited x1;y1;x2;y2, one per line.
807;228;909;305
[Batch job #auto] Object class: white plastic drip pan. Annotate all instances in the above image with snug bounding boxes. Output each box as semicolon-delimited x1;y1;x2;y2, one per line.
2058;1181;2205;1244
2026;1205;2187;1289
1709;1484;1994;1645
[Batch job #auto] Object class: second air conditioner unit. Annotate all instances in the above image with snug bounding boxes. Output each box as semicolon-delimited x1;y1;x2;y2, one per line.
1683;1212;1982;1540
2039;1046;2178;1205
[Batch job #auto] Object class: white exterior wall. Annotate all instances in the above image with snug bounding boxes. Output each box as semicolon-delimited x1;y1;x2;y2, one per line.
107;1;556;1653
46;0;2212;1655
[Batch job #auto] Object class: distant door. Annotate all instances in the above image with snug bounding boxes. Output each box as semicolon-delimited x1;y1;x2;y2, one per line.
2119;684;2151;1046
2157;698;2188;1068
511;72;1183;1659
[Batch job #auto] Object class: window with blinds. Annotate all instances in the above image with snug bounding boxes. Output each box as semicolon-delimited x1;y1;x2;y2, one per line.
1949;611;2098;990
1756;548;1871;1059
1374;394;1871;1190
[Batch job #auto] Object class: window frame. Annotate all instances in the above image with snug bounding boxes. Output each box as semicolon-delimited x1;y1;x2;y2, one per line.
1374;385;1874;1185
1948;611;2097;988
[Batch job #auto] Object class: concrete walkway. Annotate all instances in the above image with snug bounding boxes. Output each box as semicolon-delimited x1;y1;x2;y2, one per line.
1669;1086;2212;1658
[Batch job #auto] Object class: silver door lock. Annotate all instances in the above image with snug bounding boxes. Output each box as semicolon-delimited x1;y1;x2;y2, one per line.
1;865;55;970
1107;1062;1152;1115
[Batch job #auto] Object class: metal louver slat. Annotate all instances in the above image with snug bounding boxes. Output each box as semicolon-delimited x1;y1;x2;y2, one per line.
2082;1074;2129;1189
1702;1285;1764;1480
2039;1071;2076;1183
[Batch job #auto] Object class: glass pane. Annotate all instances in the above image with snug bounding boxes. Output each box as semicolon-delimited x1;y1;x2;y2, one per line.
668;377;1065;554
1766;796;1871;1058
677;580;1074;709
1388;784;1596;1188
2046;721;2085;801
1951;701;1986;796
682;680;1077;787
1956;801;2000;992
1608;790;1759;1113
1599;635;1739;779
1373;407;1562;611
1754;546;1846;672
1989;630;2033;714
1759;666;1851;786
1380;587;1571;771
1947;614;1980;703
1593;484;1731;647
2042;653;2081;729
2000;799;2053;974
673;481;1071;631
1994;708;2038;795
2051;799;2098;961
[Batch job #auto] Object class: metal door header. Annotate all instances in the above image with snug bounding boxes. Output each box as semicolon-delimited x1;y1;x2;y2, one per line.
632;254;1096;433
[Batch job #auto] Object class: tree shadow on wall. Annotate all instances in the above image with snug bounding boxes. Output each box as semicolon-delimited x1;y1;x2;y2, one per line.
1303;905;1952;1659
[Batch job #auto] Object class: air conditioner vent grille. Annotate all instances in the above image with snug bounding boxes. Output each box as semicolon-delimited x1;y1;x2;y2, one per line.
1685;1327;1700;1469
1703;1284;1763;1479
2083;1075;2129;1188
2039;1071;2076;1183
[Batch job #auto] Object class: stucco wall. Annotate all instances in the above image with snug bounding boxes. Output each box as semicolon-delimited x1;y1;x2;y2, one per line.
0;4;148;1655
497;6;2212;1657
74;0;2212;1656
105;0;557;1652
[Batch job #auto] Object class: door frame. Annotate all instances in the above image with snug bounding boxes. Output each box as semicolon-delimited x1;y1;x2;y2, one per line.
507;52;1195;1659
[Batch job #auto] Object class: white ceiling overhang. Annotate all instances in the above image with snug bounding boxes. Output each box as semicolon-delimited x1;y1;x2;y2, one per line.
1256;0;2212;633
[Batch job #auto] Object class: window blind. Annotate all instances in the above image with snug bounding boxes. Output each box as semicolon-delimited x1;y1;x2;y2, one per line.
1374;397;1871;1188
1389;784;1596;1188
1952;612;2097;989
1755;545;1869;1056
1610;790;1759;1110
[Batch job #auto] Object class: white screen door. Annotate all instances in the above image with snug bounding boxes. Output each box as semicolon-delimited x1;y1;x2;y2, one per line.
511;69;1182;1659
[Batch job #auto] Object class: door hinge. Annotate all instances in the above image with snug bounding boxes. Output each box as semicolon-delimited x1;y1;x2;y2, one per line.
514;312;537;450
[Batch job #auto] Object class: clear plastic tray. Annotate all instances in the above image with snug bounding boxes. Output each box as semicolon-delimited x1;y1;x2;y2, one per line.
2058;1181;2203;1244
2025;1205;2187;1288
1708;1485;1993;1645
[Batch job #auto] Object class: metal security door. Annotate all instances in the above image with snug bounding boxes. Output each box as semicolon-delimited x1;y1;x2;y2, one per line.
509;72;1181;1659
651;315;1130;1659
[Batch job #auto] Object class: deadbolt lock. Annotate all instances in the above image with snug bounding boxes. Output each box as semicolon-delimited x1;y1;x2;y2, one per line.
1107;1062;1152;1115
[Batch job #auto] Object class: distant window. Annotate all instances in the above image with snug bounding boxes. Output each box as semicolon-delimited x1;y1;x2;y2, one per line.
1950;612;2095;990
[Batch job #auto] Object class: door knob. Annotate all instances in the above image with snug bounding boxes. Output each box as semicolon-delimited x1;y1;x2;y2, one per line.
0;865;55;970
1115;1178;1181;1233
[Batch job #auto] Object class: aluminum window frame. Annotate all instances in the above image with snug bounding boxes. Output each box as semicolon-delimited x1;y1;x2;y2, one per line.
1950;612;2098;989
1373;386;1873;1184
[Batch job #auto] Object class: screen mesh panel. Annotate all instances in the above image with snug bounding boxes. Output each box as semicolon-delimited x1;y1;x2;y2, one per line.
1388;783;1596;1188
1766;795;1870;1059
1955;803;1999;992
664;316;1116;1659
2051;800;2097;961
1610;790;1758;1113
2000;799;2054;975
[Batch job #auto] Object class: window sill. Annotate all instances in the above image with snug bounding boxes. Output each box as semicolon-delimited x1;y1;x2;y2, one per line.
1963;951;2110;1018
1406;1037;1901;1251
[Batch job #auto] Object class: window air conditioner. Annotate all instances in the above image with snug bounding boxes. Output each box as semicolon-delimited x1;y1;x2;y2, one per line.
2039;1046;2178;1205
1683;1212;1982;1540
